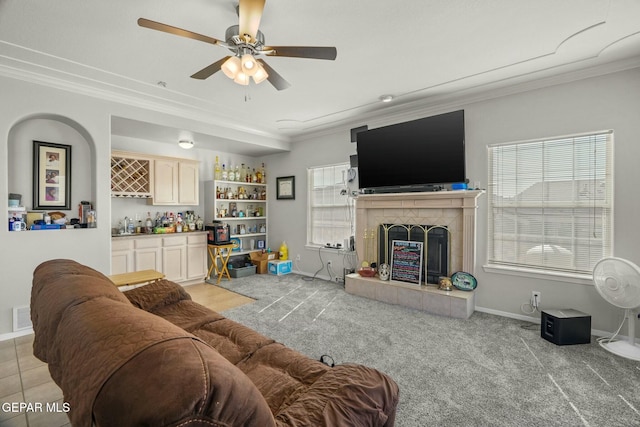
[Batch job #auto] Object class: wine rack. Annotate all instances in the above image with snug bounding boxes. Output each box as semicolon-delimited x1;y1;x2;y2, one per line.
111;154;153;198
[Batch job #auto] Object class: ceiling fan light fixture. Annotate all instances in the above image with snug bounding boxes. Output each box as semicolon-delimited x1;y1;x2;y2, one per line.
252;64;269;84
241;53;259;76
178;139;194;149
221;56;242;79
234;71;250;85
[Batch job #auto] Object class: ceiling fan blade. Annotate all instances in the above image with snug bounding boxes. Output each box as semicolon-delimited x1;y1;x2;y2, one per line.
190;56;231;80
138;18;221;46
257;59;291;91
263;46;337;60
238;0;265;42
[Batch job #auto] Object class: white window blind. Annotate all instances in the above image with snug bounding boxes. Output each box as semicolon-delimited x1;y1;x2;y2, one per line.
307;163;352;246
487;131;613;276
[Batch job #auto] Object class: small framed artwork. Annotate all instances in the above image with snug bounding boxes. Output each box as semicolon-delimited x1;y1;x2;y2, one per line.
33;141;72;210
276;176;295;200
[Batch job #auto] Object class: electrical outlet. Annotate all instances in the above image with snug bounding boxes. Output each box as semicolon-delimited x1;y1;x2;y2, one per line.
296;254;301;261
531;291;541;308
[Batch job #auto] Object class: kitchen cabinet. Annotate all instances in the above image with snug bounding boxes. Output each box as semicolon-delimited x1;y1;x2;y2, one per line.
134;238;162;272
110;232;207;285
111;239;133;275
111;151;199;205
187;234;208;280
162;235;187;282
152;159;179;205
205;180;268;256
178;161;199;205
151;158;199;205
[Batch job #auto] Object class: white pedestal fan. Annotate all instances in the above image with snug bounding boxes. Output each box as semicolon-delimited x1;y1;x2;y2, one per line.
593;257;640;361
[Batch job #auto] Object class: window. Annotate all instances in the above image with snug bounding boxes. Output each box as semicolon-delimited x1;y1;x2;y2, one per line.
307;163;353;247
487;131;613;277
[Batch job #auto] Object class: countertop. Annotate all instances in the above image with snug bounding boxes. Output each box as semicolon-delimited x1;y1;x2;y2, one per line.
111;230;208;239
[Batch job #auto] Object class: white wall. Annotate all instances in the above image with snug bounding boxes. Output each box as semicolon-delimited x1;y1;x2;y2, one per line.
266;68;640;333
0;76;280;338
262;132;359;280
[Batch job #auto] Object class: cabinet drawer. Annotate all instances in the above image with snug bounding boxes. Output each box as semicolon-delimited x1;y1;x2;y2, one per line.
112;239;133;251
163;235;188;247
187;234;206;245
134;238;162;249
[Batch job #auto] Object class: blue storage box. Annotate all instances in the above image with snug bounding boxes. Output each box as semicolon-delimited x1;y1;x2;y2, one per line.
268;260;292;275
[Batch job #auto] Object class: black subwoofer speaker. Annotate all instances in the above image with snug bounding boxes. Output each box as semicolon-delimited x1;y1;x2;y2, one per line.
541;309;591;345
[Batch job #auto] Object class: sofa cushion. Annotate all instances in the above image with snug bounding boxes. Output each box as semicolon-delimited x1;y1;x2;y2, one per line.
237;343;399;427
236;343;330;415
124;278;193;311
31;259;130;363
191;318;275;365
94;336;276;427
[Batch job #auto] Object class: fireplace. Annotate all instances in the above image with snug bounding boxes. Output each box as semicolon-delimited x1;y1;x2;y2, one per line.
347;190;484;319
378;224;450;284
354;190;484;278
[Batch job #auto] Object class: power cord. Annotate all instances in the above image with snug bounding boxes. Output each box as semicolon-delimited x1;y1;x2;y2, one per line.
303;246;325;281
596;314;626;345
521;301;539;315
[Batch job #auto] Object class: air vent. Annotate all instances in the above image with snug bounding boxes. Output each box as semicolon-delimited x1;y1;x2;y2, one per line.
13;306;32;332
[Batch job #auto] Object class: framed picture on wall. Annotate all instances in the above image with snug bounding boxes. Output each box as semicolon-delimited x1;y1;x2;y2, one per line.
276;176;295;200
33;141;72;210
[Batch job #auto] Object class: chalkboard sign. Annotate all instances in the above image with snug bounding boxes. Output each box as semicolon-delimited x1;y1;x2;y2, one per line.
390;240;423;286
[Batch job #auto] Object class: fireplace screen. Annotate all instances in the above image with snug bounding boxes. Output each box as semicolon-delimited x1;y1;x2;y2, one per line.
378;224;450;284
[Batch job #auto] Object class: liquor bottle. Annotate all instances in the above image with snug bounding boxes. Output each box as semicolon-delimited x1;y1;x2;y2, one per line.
145;212;153;234
235;165;241;181
240;163;247;182
252;168;257;183
221;164;228;181
256;166;263;184
228;165;235;181
261;163;266;183
214;156;222;180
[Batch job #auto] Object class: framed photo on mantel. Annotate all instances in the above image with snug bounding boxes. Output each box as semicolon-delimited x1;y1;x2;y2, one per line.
33;140;72;210
276;176;295;200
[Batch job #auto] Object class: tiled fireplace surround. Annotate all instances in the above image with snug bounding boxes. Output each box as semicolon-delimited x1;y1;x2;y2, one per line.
345;190;484;319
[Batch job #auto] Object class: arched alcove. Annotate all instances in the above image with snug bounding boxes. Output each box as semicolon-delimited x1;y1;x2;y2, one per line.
7;114;97;223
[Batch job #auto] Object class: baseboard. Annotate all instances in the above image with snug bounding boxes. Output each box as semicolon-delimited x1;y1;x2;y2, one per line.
0;328;34;342
475;306;622;340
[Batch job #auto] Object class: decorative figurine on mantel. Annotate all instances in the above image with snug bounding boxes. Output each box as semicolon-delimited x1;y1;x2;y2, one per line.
378;263;390;281
438;276;453;291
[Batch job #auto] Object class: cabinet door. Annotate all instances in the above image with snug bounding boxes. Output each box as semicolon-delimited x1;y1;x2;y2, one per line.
134;247;162;271
163;246;187;282
111;250;133;274
179;161;199;205
187;243;207;280
153;159;179;204
112;239;134;274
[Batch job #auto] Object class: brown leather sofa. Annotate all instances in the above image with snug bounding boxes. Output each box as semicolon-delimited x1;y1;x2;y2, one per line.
31;259;399;426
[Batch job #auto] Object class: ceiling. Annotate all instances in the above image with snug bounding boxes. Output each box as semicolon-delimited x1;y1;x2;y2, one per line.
1;0;640;152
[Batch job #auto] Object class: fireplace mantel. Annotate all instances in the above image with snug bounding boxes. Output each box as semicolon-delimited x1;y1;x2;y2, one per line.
355;190;484;276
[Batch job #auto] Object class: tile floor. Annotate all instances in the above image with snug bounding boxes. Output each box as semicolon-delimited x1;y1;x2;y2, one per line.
0;334;70;427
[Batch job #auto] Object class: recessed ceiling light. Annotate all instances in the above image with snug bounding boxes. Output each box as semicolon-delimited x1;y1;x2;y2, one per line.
379;94;394;103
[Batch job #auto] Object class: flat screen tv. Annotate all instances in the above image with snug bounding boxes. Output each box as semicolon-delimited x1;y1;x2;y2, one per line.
356;110;465;192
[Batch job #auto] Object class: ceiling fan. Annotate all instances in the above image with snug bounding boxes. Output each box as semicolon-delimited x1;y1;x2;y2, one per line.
138;0;337;90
